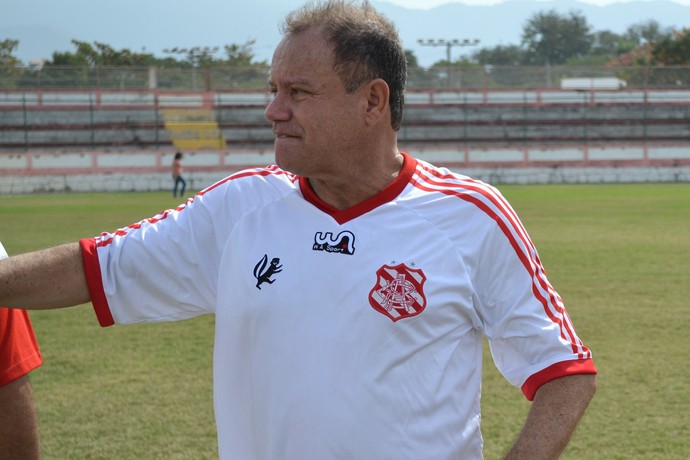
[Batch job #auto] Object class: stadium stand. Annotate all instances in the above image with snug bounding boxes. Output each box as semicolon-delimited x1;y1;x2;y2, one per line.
1;87;689;191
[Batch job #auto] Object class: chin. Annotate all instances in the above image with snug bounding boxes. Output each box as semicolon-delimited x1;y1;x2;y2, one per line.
274;151;302;175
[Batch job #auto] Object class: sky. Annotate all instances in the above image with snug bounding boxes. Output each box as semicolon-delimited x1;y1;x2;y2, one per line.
4;0;689;66
386;0;690;6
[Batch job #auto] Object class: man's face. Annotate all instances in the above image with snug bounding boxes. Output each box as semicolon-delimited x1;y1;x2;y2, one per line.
265;27;367;178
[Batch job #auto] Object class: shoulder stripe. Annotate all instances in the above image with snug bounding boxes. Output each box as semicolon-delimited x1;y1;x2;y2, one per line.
411;163;590;359
198;165;296;196
94;166;293;248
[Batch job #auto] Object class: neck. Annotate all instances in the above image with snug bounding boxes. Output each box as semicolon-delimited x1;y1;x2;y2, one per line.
309;149;404;210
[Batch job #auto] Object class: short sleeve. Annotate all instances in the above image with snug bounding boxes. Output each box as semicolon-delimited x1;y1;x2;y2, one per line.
468;189;595;399
0;309;43;386
0;242;43;385
82;186;231;326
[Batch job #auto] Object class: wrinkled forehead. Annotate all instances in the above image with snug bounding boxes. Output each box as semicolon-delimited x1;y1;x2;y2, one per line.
269;28;337;83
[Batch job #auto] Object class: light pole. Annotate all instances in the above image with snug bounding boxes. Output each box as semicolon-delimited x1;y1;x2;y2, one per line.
417;38;480;87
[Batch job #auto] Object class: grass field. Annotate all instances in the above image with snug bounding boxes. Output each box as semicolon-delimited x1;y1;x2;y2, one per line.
0;184;688;459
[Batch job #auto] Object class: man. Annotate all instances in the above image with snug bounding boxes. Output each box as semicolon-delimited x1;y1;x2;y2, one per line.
0;1;596;458
0;242;42;460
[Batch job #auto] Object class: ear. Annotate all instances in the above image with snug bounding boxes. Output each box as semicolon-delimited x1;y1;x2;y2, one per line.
363;78;390;127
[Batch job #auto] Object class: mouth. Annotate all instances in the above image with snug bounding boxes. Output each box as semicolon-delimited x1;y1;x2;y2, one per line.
273;124;301;139
274;132;301;140
274;128;294;135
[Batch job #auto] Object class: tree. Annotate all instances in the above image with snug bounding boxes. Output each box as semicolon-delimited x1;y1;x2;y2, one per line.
162;39;263;67
521;10;593;65
0;39;25;88
48;40;156;67
41;40;158;89
650;28;690;65
164;46;220;68
472;45;527;66
405;49;419;69
224;39;261;66
0;39;21;68
590;30;636;58
624;20;673;46
645;28;690;86
561;30;638;65
606;28;689;87
404;49;431;87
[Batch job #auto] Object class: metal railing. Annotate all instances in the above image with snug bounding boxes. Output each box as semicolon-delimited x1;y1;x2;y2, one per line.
2;64;690;91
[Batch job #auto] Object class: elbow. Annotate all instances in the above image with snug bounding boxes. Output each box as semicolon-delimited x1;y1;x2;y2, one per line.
571;373;598;407
586;373;598;401
573;373;597;400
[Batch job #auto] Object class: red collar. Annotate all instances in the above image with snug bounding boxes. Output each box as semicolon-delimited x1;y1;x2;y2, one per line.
298;153;417;224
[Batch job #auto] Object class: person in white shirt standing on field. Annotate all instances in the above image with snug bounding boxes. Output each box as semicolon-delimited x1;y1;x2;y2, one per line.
0;1;597;458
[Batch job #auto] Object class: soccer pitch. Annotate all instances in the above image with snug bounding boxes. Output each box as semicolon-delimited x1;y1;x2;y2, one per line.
0;183;688;459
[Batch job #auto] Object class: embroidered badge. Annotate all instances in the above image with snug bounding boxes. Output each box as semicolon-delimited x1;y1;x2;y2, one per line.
312;231;356;255
369;263;427;321
253;254;283;290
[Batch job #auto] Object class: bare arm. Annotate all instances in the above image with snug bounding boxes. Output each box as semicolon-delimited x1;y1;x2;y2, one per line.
0;375;41;460
0;242;90;310
505;374;597;460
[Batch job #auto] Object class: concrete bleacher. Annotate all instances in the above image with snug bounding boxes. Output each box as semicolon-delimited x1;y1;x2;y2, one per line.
2;143;689;193
1;88;690;192
2;88;690;149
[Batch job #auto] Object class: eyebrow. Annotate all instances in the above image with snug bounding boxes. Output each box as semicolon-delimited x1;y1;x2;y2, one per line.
267;76;315;88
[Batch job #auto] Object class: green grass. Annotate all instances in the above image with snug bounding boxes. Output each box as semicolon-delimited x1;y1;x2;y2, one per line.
483;184;690;460
1;184;689;459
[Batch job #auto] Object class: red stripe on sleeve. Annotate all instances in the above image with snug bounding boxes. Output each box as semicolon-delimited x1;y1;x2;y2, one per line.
79;238;115;327
521;359;598;401
410;164;591;359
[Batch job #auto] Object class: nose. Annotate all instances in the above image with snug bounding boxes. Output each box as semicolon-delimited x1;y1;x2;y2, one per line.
264;92;290;123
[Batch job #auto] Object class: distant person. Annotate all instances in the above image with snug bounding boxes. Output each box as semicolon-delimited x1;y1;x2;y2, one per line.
172;152;186;197
0;241;42;460
0;1;596;458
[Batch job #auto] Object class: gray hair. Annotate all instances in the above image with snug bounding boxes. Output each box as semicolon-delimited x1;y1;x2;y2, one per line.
282;0;407;131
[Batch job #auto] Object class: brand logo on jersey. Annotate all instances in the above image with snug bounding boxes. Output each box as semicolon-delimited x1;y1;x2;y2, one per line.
369;263;427;322
253;254;283;290
312;231;356;255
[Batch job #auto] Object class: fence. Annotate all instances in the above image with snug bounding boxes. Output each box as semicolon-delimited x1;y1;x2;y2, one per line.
3;64;690;91
2;71;690;189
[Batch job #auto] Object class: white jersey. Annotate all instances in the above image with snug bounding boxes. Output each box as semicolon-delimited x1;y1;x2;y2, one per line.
81;153;595;459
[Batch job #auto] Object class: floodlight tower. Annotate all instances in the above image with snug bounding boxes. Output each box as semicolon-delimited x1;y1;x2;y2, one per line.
417;38;480;65
417;38;480;87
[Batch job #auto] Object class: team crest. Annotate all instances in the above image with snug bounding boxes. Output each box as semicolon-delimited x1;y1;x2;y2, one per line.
368;263;427;322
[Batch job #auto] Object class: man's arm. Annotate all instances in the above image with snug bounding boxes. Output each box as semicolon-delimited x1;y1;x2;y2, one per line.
0;375;41;460
0;242;90;310
505;373;597;460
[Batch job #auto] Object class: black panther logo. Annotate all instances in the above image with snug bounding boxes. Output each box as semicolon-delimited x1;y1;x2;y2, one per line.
253;254;283;290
